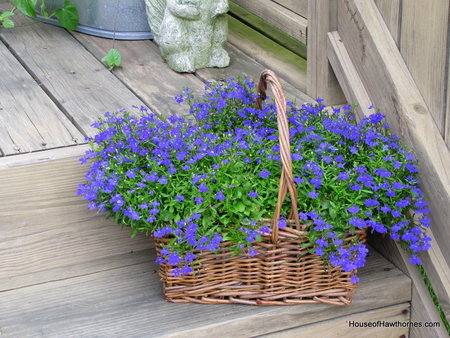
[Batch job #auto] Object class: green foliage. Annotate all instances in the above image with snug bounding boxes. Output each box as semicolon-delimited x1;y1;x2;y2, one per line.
54;0;78;30
102;49;122;70
78;77;432;279
2;0;78;30
0;11;15;27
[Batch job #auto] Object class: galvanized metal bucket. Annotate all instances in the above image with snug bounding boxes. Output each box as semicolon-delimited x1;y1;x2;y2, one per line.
37;0;152;40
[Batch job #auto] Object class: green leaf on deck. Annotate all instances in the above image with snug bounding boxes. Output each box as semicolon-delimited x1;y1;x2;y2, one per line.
102;49;122;70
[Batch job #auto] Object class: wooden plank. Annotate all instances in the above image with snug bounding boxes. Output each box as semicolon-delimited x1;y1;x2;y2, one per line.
195;44;314;105
272;0;308;18
231;0;307;44
0;154;410;337
307;0;346;105
227;15;307;92
373;0;401;45
72;27;312;116
0;40;83;155
0;2;146;138
228;2;307;59
0;144;89;170
399;0;449;136
337;0;450;332
0;248;410;338
369;233;448;338
258;303;410;338
327;31;373;119
0;156;151;285
69;33;206;118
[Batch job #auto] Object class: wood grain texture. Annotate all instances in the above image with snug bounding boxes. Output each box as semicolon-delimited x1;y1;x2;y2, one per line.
369;233;448;338
0;2;145;138
227;15;307;92
231;0;307;44
0;157;151;286
0;144;89;170
69;33;206;118
0;155;411;337
272;0;308;18
195;44;314;105
228;2;307;59
307;0;346;105
258;303;410;338
327;31;373;119
399;0;449;136
0;40;83;155
396;0;450;137
337;0;450;333
373;0;401;45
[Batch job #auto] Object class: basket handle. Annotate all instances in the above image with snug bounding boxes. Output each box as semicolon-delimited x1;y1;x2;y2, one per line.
256;70;301;244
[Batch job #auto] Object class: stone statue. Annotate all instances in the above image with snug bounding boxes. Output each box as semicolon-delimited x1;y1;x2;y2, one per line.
145;0;230;73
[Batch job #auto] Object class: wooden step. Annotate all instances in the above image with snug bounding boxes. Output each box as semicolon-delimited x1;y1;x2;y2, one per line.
0;148;411;337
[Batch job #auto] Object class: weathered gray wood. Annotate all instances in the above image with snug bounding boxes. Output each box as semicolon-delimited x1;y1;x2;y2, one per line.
0;154;411;337
337;0;450;332
0;156;151;286
373;0;401;45
231;0;307;44
307;0;346;105
399;0;449;137
227;15;307;92
272;0;308;18
369;234;448;338
0;144;89;170
258;303;410;338
72;25;312;118
70;32;206;118
0;39;83;155
0;3;145;138
195;44;314;105
327;31;372;119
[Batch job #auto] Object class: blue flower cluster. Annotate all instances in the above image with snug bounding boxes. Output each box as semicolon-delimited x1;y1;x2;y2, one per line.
78;78;431;282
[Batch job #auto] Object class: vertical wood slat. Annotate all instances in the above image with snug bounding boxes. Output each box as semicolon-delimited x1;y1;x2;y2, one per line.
307;0;346;105
399;0;450;136
373;0;402;45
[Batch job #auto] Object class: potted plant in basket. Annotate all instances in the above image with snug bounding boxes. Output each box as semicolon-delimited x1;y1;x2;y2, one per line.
77;70;432;306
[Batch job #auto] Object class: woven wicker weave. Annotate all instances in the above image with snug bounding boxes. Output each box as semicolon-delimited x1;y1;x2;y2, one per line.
153;70;366;306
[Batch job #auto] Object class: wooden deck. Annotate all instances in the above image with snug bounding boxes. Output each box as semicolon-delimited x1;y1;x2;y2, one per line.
1;1;412;337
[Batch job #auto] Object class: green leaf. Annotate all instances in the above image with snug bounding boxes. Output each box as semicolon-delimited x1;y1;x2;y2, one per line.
321;200;331;209
233;202;246;213
255;234;262;242
102;49;122;70
329;208;336;219
2;18;15;28
13;0;37;17
0;11;15;19
54;0;78;30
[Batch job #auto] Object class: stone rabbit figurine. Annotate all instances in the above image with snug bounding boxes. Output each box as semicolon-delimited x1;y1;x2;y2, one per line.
145;0;230;73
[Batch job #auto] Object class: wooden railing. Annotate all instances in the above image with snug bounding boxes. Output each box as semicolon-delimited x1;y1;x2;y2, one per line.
307;1;450;337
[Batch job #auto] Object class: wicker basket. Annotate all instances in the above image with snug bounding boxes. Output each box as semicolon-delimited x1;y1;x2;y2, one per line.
153;70;366;306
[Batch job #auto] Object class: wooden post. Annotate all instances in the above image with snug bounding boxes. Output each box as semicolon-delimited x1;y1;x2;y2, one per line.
307;0;346;105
